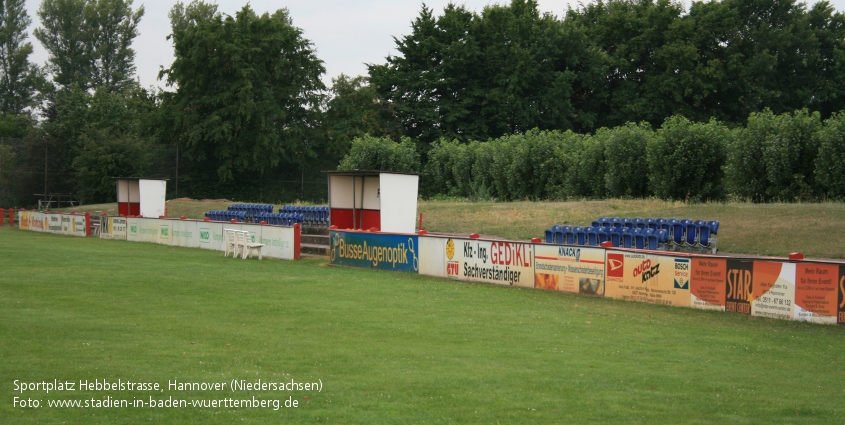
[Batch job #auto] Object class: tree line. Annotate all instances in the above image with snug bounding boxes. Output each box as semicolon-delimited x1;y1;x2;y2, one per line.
1;0;844;207
340;108;845;202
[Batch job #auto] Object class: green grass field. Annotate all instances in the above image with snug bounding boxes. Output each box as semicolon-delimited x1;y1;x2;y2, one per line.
1;227;843;424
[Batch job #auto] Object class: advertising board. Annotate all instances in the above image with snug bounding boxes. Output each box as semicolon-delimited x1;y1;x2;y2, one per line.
726;259;754;315
604;251;690;307
330;231;419;272
197;222;225;251
171;220;198;248
100;217;127;240
443;238;534;288
794;262;838;325
258;225;296;260
750;261;796;321
690;257;727;311
533;245;604;295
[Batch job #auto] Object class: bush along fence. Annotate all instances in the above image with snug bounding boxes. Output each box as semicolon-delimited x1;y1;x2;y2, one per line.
330;229;845;326
15;211;301;261
340;109;845;202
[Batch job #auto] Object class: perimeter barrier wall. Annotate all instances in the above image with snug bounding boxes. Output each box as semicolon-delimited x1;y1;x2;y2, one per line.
18;213;299;260
331;230;845;326
17;211;89;237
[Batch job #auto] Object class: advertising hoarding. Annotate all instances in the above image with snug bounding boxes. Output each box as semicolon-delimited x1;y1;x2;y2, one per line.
750;261;795;321
100;217;127;240
330;231;419;272
726;259;754;315
258;225;296;260
690;257;727;311
794;263;838;325
534;245;605;295
443;238;534;288
604;251;690;307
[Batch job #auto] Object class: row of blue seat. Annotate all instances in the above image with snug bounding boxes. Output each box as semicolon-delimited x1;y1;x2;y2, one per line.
206;210;246;222
228;203;274;217
590;217;720;235
279;206;329;226
543;223;717;252
255;212;303;226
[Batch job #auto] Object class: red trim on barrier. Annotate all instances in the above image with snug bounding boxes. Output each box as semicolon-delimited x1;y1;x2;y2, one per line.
469;233;480;239
180;216;187;220
85;212;91;237
601;241;613;248
293;223;301;260
0;208;4;226
531;237;542;243
418;230;427;235
789;252;804;260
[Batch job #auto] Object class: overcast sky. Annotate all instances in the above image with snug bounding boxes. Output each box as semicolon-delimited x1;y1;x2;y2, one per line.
22;0;845;91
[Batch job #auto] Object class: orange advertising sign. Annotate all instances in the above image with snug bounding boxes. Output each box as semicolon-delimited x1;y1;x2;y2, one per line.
690;258;726;310
794;263;838;325
750;261;795;321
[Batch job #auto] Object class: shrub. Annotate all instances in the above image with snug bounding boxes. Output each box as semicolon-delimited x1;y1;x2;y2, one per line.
601;122;652;198
815;112;845;200
337;135;421;173
648;116;727;201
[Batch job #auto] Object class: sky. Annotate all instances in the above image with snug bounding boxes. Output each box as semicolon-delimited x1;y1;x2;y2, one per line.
22;0;845;91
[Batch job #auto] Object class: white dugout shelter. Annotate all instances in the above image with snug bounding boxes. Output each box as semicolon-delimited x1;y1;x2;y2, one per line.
327;171;420;233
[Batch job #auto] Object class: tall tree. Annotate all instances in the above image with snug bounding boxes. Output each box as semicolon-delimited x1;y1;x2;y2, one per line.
369;0;605;145
0;0;43;115
322;74;401;158
34;0;92;89
160;3;325;185
88;0;144;92
35;0;143;91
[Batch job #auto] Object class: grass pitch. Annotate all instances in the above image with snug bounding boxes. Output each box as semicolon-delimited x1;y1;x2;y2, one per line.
1;227;843;424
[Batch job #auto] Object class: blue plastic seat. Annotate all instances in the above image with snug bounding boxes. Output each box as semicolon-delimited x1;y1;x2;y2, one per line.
591;220;601;227
597;226;610;244
644;218;656;230
610;218;622;228
632;218;645;229
545;229;554;243
645;228;658;250
553;230;564;244
621;227;633;248
621;218;632;228
609;227;622;247
656;229;669;250
697;223;713;252
586;226;598;246
707;220;720;235
684;222;697;249
633;228;646;249
575;227;586;245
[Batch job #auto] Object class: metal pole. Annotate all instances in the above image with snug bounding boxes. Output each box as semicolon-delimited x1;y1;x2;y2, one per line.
351;176;356;230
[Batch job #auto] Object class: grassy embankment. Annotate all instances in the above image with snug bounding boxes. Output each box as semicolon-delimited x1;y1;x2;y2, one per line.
68;199;845;259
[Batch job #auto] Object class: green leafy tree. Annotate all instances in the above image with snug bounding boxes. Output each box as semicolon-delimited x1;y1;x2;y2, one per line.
647;116;728;201
35;0;143;91
322;74;401;159
161;4;325;187
0;0;43;115
600;123;652;198
88;0;144;92
815;112;845;199
369;0;604;144
35;0;93;89
337;135;420;173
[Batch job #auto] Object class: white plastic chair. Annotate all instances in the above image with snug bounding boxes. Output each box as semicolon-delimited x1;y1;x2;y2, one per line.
224;229;239;258
239;231;265;260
